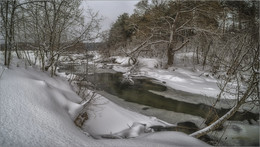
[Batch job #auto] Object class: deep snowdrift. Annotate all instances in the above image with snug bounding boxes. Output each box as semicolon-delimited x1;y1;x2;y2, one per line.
0;59;209;146
0;66;98;147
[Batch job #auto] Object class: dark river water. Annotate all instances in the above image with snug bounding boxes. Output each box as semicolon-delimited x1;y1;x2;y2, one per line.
86;72;258;123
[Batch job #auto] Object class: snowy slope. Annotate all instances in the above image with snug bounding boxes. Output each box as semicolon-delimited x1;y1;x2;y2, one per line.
0;66;100;147
82;95;172;135
0;57;209;146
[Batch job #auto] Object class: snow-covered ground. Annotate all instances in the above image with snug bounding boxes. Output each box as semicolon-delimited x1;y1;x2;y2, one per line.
82;94;172;136
141;67;219;97
0;55;209;146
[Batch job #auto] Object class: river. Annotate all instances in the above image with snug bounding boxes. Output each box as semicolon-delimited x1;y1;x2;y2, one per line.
58;62;259;146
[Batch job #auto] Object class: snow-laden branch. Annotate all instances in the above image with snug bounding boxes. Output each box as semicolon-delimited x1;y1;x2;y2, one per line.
129;35;154;55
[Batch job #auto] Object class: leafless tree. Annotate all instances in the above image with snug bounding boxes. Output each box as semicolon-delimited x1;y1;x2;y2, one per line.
1;0;102;75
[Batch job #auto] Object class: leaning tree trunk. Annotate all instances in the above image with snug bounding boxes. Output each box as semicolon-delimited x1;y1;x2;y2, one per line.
190;73;257;138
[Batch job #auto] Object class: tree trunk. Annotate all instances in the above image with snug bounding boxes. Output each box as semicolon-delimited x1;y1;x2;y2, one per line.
15;43;21;59
4;1;9;66
196;46;199;64
222;9;226;34
190;73;256;138
202;40;212;69
167;44;174;66
4;37;8;66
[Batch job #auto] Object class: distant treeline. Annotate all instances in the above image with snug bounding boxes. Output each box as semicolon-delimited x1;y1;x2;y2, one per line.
0;42;104;52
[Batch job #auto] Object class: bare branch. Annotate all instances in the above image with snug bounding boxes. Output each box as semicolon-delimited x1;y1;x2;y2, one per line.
173;40;189;52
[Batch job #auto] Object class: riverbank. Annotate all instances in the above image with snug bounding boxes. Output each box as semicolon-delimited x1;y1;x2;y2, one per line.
96;90;259;146
107;55;259;114
96;90;206;128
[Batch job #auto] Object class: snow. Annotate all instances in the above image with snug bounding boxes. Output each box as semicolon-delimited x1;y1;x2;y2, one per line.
0;55;209;146
82;95;172;135
209;122;259;146
0;66;99;147
112;55;221;98
138;57;160;68
114;122;152;138
138;131;209;146
142;67;220;98
114;56;131;66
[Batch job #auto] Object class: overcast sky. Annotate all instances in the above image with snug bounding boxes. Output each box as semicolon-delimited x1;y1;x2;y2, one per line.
0;1;139;43
83;0;139;31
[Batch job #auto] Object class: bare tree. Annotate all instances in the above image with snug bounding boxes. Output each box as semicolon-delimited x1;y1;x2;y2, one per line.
0;0;17;67
13;0;101;76
0;0;45;67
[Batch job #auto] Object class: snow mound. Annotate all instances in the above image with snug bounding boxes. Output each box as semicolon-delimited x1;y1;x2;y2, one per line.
113;56;160;68
138;58;160;68
114;56;131;66
114;122;151;138
0;67;100;147
82;95;172;135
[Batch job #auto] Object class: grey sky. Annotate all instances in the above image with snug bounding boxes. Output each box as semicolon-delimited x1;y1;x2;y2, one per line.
0;1;138;43
83;0;138;31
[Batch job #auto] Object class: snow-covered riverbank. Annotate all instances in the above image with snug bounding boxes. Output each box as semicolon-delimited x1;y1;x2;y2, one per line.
109;55;259;113
0;56;209;146
112;55;220;98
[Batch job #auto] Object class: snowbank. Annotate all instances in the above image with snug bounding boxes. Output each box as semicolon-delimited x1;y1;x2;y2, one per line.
112;55;221;98
82;95;172;135
142;67;220;98
138;58;160;68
